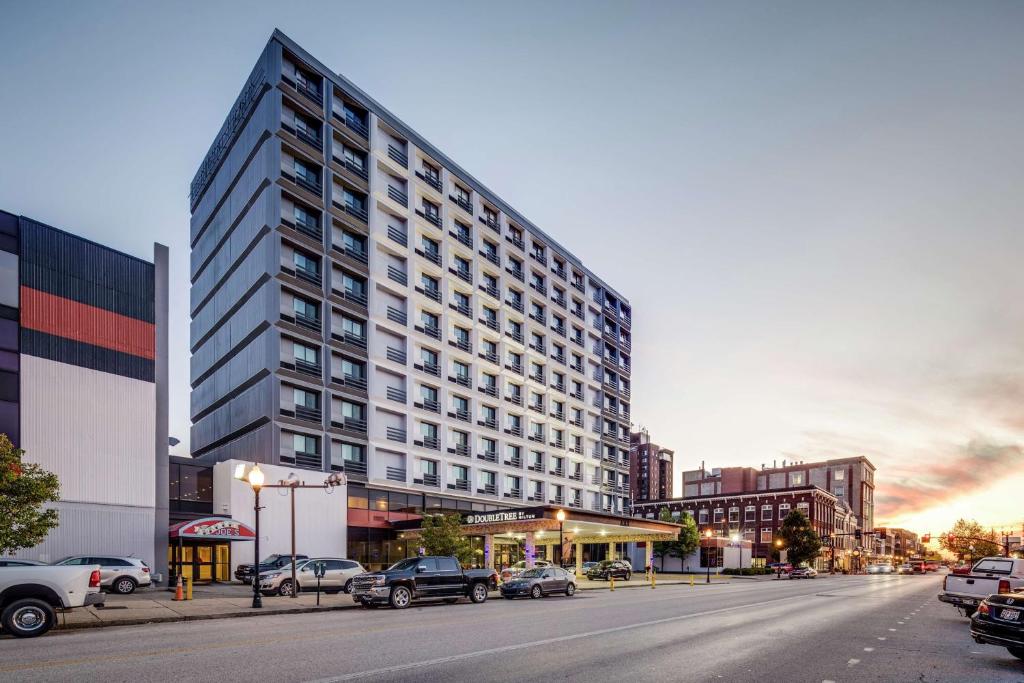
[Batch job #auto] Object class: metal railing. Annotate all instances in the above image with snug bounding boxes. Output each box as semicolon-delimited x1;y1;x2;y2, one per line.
387;226;408;247
386;426;407;442
388;145;408;167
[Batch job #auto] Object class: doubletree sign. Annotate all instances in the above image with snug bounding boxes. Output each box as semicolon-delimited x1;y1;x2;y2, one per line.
463;509;541;525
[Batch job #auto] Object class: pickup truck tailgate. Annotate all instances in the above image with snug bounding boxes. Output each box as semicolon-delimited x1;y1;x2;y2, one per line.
944;574;1003;599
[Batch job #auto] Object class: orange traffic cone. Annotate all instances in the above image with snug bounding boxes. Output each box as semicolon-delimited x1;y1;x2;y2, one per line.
173;574;184;601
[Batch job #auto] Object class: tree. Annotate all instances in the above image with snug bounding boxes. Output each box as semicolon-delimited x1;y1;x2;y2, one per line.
652;509;700;570
939;519;1001;560
776;509;822;567
0;434;60;555
418;512;474;565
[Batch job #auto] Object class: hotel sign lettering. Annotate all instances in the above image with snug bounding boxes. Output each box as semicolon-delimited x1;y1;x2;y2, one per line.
464;510;541;525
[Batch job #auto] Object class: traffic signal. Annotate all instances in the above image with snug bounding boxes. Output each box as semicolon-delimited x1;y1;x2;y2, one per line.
855;529;862;540
921;534;930;544
878;529;887;540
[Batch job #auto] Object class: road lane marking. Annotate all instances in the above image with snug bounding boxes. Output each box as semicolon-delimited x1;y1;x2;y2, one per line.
847;659;860;666
863;647;874;652
877;637;886;641
306;594;823;682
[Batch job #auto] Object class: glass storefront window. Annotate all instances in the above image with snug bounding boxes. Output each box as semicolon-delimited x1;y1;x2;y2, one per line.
348;486;368;510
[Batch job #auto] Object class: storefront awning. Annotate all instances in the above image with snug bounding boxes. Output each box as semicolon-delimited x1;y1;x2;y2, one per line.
396;505;681;544
169;517;255;541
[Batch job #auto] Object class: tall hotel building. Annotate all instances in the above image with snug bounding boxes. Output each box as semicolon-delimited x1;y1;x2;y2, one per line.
189;31;633;543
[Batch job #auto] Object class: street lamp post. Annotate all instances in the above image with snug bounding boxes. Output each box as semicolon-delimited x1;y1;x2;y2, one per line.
556;509;566;567
704;529;714;584
774;539;784;580
245;464;265;609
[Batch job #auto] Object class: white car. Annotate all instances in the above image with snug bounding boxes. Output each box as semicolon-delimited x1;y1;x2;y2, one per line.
0;564;104;637
897;563;914;574
258;558;365;596
500;560;552;583
54;556;152;594
867;563;893;574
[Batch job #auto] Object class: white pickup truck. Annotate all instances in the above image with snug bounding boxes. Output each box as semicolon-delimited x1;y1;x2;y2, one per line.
938;557;1024;616
0;564;105;637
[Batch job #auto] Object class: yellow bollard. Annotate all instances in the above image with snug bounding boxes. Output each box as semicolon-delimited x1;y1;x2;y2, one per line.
186;576;193;600
650;571;656;589
689;574;694;587
610;574;615;591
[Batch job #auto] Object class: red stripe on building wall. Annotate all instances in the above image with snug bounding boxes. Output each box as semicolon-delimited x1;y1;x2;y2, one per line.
20;287;155;360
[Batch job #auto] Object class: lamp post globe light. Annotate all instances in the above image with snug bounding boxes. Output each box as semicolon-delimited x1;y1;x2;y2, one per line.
556;509;566;568
237;463;265;609
704;529;714;584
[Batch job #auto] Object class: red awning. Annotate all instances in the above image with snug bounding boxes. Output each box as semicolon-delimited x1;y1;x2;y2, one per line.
169;517;255;541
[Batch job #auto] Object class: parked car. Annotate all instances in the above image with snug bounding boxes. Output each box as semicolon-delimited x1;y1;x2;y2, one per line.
585;560;632;582
235;553;309;584
351;556;498;609
500;566;577;599
790;567;818;579
867;563;893;574
767;562;793;574
970;589;1024;661
500;559;552;583
939;557;1024;616
0;559;48;567
258;557;366;596
951;564;972;576
0;564;104;637
54;555;151;594
897;563;914;574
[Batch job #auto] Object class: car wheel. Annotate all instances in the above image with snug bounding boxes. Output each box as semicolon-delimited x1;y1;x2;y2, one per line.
389;585;412;609
470;582;489;604
625;572;631;582
1007;646;1024;661
113;577;138;595
566;583;576;597
344;579;354;594
278;580;294;597
1;598;56;638
530;585;543;599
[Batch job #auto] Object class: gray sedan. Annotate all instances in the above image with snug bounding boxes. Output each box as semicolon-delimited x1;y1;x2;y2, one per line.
500;567;576;599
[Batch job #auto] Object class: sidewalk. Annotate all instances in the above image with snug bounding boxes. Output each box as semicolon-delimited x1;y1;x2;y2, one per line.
56;575;731;631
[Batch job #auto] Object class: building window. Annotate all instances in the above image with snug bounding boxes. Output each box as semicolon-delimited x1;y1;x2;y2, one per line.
728;507;739;523
713;508;724;524
760;527;773;544
744;506;756;522
761;505;773;521
698;509;709;525
778;503;791;519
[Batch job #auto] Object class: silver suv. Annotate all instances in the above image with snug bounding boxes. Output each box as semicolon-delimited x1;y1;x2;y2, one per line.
54;556;152;594
258;558;365;597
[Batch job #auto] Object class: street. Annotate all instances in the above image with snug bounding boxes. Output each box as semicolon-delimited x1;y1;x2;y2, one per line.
1;574;1021;682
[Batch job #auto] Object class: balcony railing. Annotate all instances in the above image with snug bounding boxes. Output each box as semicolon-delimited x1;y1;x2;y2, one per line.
386;467;406;483
451;230;473;249
296;126;322;150
343;202;369;224
480;215;500;232
478;483;497;496
421;436;441;450
478;416;498;430
387;226;408;247
451;443;470;458
340;374;367;390
450;195;474;215
505;393;522;406
386;387;407;403
295;173;323;196
416;209;442;228
449;479;470;492
343;459;367;475
480;249;499;267
344;114;369;139
505;489;522;500
416;472;439;487
388;145;409;168
386;306;407;326
451;267;473;285
419;398;441;414
506;235;525;250
332;417;367;433
293;405;322;422
507;267;524;282
386;346;407;364
504;457;522;468
421;324;441;341
416;170;442;192
293;359;321;377
294;79;322;106
386;426;407;442
387;186;408;207
419;361;441;378
342;158;368;180
477;450;498;463
294;312;321;332
450;302;471;318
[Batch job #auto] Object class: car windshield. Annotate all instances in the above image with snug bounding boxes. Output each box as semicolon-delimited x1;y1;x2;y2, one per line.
388;558;421;571
519;569;544;578
973;559;1013;575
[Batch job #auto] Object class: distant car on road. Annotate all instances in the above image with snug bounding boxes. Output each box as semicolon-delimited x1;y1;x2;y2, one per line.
951;565;972;576
767;562;793;574
897;563;914;574
867;563;893;574
53;556;151;594
924;561;940;572
970;588;1024;661
790;567;818;579
585;560;632;582
500;560;552;583
258;558;365;596
500;567;576;599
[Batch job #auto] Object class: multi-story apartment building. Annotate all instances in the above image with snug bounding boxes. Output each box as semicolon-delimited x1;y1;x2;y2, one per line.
632;486;838;569
630;430;673;502
680;456;875;532
188;30;633;558
874;527;922;560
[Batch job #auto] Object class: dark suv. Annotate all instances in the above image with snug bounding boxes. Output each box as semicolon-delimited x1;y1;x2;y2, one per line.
586;560;632;581
351;556;497;609
235;554;309;584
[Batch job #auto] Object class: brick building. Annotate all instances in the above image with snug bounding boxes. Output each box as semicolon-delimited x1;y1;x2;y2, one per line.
630;430;673;503
874;527;922;561
633;485;838;569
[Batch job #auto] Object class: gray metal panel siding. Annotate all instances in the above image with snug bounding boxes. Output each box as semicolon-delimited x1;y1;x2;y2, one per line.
191;284;276;387
192;419;275;467
190;84;275;248
13;501;155;567
190;325;276;424
191;106;279;282
191;182;277;314
153;243;170;581
191;372;275;453
190;237;275;352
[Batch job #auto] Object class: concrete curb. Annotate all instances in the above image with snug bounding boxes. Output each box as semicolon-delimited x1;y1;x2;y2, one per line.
56;603;362;631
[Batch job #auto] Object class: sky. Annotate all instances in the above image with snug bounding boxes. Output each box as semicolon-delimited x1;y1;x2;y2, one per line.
1;1;1022;537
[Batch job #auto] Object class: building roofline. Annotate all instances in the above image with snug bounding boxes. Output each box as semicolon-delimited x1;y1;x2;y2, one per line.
4;209;159;267
268;29;627;302
633;484;838;505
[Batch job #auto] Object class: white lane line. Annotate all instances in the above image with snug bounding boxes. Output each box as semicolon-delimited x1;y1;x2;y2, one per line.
897;621;904;624
848;659;861;666
306;593;816;681
864;647;875;652
877;637;887;641
888;628;896;631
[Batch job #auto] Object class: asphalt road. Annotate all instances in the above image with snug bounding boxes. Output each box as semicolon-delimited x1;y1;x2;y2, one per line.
2;574;1022;682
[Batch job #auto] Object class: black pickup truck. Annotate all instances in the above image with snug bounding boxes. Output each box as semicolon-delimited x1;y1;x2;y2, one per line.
351;556;497;609
235;554;309;584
